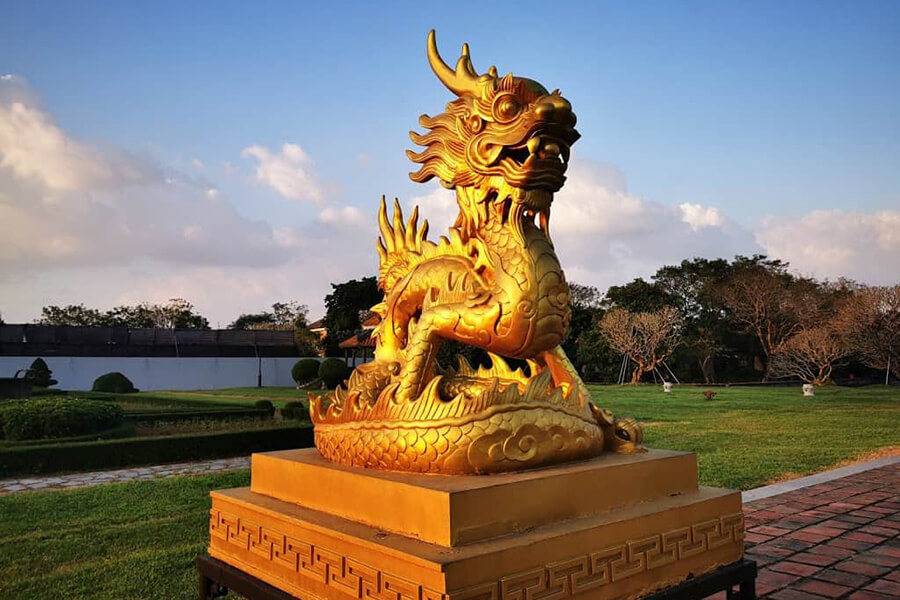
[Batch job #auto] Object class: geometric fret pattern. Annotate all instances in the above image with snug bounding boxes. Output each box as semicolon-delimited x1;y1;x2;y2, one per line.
210;510;744;600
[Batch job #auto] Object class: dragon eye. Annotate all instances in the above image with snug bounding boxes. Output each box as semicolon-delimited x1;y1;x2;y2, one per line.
492;93;521;122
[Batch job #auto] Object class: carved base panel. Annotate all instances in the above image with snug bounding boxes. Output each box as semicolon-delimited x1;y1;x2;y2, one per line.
208;452;744;600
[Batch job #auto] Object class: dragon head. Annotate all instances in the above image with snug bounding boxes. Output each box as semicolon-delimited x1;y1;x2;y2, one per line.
408;31;580;222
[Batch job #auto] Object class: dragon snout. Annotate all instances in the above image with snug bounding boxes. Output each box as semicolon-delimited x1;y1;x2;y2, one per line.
534;96;577;128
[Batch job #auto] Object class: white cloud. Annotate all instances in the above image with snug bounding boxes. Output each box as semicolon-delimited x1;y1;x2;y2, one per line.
397;161;758;295
318;205;366;225
241;142;324;202
0;100;152;191
756;209;900;284
0;77;302;273
679;203;725;231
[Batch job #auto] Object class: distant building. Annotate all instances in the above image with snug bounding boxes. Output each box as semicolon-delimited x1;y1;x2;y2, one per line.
338;312;380;366
0;324;301;358
308;318;327;341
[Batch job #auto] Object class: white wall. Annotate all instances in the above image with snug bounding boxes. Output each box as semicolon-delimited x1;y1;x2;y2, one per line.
0;356;327;391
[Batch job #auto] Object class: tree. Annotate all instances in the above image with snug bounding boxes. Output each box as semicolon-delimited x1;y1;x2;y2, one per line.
769;327;848;385
713;255;831;379
26;358;58;388
323;277;381;356
151;298;209;329
229;301;319;356
38;299;209;329
835;285;900;380
652;258;733;383
598;306;683;383
38;304;108;326
603;278;673;312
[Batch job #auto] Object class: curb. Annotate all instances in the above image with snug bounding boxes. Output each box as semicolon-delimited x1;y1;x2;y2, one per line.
741;455;900;503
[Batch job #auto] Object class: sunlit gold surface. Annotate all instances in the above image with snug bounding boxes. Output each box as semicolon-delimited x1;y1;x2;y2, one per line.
311;30;644;474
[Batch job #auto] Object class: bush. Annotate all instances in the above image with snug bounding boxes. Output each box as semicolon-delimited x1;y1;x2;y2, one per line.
253;399;276;416
318;358;348;389
281;401;309;420
0;425;314;476
27;358;57;388
0;397;124;441
92;372;138;394
291;359;320;384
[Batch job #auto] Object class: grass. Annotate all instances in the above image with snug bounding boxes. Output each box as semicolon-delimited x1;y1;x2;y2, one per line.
0;384;896;599
133;416;306;437
588;383;899;489
134;386;312;408
0;471;248;599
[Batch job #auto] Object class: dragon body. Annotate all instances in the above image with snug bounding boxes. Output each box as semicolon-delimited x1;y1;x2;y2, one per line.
311;31;643;474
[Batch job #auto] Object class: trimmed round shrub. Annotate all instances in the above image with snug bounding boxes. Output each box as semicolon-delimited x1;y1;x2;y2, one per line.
281;401;309;421
254;399;276;416
0;397;124;441
291;359;320;385
91;372;138;394
27;358;58;388
318;358;348;389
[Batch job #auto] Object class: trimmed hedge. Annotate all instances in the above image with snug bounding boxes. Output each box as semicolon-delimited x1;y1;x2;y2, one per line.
81;392;234;410
0;425;314;476
319;358;348;389
292;358;320;384
254;399;276;416
92;372;138;394
0;424;136;447
0;398;125;441
281;401;309;421
27;358;57;388
123;407;269;424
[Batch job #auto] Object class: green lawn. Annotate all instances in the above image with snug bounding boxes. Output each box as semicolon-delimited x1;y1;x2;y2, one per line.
589;384;898;489
135;386;311;408
0;472;247;599
0;384;896;599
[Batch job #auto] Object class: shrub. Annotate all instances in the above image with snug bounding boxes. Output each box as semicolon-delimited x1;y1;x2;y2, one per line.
318;358;348;389
92;372;138;394
27;358;58;388
0;397;124;440
291;359;320;384
281;401;309;420
0;425;314;476
253;399;276;416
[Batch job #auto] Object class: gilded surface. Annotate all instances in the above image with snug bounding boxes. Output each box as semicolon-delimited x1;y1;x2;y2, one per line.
210;506;743;599
311;31;643;473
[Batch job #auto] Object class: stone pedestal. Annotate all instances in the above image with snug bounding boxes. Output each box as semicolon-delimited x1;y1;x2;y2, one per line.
208;449;744;600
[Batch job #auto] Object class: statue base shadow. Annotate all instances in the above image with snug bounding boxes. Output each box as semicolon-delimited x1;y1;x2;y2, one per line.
207;448;747;600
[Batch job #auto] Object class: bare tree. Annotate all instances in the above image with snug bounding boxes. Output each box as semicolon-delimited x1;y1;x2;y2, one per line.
598;307;683;383
769;327;848;385
715;257;831;379
835;285;900;380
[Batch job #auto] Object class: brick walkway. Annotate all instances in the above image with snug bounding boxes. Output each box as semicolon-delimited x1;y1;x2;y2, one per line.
742;462;899;599
0;455;250;494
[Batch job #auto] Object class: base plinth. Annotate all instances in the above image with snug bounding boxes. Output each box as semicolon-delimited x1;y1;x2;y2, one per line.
208;449;744;600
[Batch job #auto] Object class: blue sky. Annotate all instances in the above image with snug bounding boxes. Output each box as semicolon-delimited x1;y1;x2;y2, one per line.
1;1;898;324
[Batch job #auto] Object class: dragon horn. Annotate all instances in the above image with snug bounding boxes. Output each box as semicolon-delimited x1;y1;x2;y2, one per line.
426;29;481;97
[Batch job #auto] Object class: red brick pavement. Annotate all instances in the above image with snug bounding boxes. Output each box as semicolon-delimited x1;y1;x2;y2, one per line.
737;463;899;599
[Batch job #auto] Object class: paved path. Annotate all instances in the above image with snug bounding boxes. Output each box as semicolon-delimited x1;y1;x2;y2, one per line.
739;462;899;600
0;456;250;494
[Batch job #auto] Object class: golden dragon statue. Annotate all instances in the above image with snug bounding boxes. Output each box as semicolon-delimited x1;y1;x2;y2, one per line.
311;31;643;474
